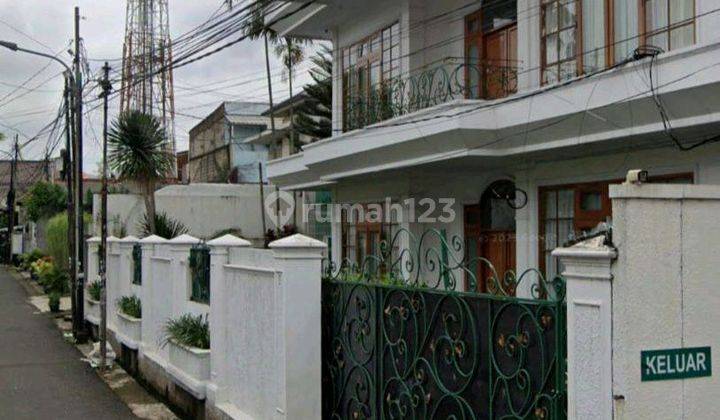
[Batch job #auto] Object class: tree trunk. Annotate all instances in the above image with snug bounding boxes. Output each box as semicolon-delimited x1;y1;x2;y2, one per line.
144;181;156;234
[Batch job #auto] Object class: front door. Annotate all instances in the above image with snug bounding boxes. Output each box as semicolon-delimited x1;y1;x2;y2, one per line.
465;180;518;293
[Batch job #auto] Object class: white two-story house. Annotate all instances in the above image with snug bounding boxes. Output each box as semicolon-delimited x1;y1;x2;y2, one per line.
264;0;720;289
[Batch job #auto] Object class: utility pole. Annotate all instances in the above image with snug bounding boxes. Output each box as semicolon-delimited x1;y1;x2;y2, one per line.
5;136;19;263
73;6;88;343
264;33;276;133
99;62;112;371
62;72;76;330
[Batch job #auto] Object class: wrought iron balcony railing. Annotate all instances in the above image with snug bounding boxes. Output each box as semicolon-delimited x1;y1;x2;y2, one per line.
343;58;519;132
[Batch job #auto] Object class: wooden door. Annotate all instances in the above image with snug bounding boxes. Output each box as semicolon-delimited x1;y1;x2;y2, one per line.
483;23;517;99
464;180;518;294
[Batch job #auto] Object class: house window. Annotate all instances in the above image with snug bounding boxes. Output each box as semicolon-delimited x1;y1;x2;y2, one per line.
539;173;693;277
189;245;210;304
341;204;398;270
541;0;578;84
582;0;609;73
643;0;695;52
341;22;400;131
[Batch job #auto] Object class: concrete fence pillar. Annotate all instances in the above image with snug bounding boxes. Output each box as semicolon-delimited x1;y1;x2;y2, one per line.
269;234;326;419
553;237;617;420
138;235;166;353
167;234;201;318
205;234;251;410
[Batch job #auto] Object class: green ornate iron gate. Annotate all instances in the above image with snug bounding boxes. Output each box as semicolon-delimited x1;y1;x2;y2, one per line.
321;229;566;419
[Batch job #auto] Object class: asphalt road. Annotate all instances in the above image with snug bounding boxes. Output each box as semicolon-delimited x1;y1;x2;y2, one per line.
0;267;136;419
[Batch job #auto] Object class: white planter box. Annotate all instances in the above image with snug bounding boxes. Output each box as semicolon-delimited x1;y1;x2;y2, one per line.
116;311;142;349
166;340;211;399
85;298;100;325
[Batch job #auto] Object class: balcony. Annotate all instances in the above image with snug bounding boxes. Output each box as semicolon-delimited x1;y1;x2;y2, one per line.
343;57;519;131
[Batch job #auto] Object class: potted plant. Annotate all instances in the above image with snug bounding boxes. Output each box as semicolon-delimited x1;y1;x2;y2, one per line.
85;281;102;324
48;292;61;313
116;295;142;349
162;314;210;394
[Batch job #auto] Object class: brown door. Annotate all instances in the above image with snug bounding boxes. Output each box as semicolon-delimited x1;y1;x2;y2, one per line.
464;180;518;294
483;23;517;99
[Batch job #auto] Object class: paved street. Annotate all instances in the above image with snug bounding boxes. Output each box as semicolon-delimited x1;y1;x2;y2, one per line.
0;268;136;419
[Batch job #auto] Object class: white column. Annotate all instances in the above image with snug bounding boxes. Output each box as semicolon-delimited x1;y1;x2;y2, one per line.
205;234;250;407
167;234;202;318
269;234;326;420
138;234;166;355
553;237;616;420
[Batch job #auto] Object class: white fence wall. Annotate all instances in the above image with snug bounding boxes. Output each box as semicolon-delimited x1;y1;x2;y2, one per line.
555;183;720;419
85;232;326;419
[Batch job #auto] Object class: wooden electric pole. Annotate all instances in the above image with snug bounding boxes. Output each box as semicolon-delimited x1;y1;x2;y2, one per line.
5;135;19;263
73;6;88;342
98;62;112;371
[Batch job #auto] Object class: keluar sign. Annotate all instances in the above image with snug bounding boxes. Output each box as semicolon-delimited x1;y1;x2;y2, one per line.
641;347;712;382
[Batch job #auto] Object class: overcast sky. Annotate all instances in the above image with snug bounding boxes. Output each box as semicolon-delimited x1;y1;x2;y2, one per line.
0;0;314;174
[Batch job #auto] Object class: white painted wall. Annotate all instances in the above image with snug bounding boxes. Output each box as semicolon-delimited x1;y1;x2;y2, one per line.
86;233;326;419
94;183;276;245
609;183;720;419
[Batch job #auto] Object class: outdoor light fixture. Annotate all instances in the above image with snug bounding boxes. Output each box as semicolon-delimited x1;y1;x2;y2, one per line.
625;169;649;184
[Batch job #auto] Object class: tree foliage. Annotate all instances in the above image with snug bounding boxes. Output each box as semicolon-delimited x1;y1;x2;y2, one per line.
296;46;333;140
45;212;91;270
108;111;174;234
24;182;67;222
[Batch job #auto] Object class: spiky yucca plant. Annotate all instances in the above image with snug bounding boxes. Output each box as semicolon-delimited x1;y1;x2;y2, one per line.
108;111;174;234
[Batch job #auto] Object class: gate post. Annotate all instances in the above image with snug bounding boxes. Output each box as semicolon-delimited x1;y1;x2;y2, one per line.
553;237;616;420
269;233;326;419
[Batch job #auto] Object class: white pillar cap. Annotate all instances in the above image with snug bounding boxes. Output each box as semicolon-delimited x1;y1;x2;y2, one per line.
207;234;251;247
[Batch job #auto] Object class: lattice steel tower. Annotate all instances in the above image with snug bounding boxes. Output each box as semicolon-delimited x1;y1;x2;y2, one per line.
120;0;176;161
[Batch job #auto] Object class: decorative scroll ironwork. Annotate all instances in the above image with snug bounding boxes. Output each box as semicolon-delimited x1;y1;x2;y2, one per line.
321;229;566;419
132;243;142;285
189;244;210;304
344;58;519;131
323;228;560;299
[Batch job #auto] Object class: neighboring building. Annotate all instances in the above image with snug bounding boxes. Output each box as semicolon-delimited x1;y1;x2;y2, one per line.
176;150;189;183
266;0;720;283
246;93;332;245
245;93;315;160
0;160;52;207
187;102;269;184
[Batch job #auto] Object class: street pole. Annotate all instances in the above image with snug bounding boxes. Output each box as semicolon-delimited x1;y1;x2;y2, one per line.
62;73;77;329
5;136;18;263
264;33;276;133
99;62;112;371
0;37;80;336
73;6;88;342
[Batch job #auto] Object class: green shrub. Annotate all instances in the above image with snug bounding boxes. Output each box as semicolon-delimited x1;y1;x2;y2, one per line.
162;313;209;350
117;295;141;319
20;249;45;271
45;213;91;270
40;266;69;294
87;281;102;301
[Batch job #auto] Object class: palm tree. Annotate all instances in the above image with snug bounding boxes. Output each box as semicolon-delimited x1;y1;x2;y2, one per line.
275;37;308;149
108;111;174;234
241;1;310;143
